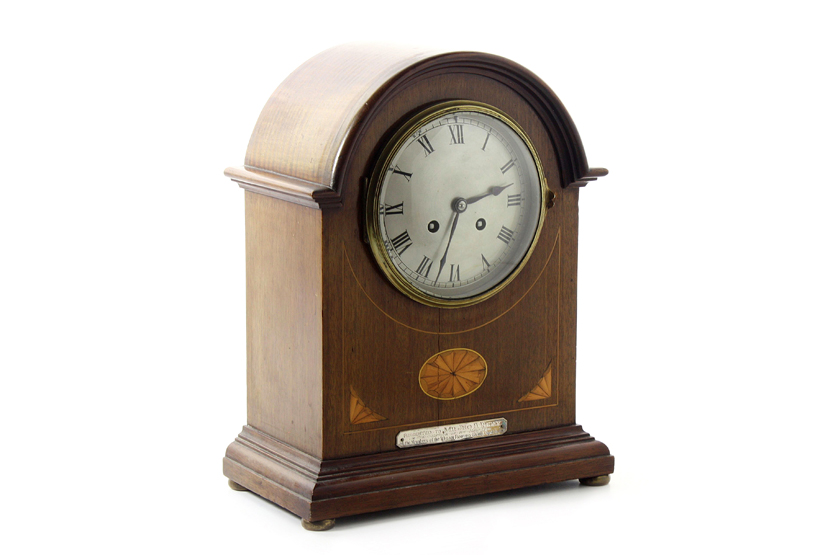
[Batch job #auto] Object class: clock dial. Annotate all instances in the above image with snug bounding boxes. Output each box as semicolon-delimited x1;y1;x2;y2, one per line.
368;103;547;307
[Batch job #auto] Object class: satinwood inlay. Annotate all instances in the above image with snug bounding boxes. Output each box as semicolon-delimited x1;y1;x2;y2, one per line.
518;362;553;402
350;388;386;424
419;348;488;400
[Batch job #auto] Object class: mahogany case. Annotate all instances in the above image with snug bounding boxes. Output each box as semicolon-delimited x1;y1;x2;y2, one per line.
222;43;613;522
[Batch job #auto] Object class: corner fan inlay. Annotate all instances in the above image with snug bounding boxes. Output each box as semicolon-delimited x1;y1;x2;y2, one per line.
518;362;553;402
349;388;386;424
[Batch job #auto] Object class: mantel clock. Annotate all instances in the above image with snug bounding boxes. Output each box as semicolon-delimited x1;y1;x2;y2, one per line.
223;43;613;530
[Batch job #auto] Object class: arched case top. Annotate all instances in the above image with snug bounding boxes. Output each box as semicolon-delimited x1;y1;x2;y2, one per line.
225;43;606;209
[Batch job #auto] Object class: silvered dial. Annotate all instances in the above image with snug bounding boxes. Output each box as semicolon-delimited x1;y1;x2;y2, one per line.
369;103;546;307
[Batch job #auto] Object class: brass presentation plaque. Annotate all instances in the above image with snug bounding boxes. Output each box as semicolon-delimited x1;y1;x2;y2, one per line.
396;418;508;448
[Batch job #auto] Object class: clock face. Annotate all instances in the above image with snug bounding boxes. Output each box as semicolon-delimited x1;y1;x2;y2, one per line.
367;102;547;308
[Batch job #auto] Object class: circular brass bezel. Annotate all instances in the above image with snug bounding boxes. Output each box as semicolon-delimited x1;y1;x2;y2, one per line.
366;101;548;309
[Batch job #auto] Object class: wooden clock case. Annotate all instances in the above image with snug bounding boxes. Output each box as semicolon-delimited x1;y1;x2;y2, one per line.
223;43;613;526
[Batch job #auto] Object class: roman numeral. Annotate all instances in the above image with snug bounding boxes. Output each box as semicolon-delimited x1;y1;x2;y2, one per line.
497;226;514;245
417;135;434;156
390;165;412;181
382;202;404;215
416;256;433;277
448;264;461;282
482;134;490;151
448;125;464;145
481;254;491;271
500;159;516;174
389;230;413;255
507;194;522;207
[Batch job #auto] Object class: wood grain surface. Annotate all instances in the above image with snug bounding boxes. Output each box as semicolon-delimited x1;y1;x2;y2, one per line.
243;44;442;189
244;192;323;457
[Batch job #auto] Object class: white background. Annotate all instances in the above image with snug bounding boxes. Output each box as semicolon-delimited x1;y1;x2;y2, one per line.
2;1;831;553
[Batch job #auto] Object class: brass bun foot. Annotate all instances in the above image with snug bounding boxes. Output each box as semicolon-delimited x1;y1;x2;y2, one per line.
579;475;610;487
301;519;336;531
228;479;249;492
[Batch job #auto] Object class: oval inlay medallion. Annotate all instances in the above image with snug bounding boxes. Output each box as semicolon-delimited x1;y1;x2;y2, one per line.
418;348;488;400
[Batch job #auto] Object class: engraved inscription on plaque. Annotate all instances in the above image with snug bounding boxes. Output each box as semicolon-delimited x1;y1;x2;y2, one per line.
396;418;508;448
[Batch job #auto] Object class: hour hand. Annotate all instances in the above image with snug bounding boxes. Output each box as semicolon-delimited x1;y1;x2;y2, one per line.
465;183;514;205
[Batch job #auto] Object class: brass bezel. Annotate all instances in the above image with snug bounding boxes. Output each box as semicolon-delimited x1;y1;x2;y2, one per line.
365;101;548;309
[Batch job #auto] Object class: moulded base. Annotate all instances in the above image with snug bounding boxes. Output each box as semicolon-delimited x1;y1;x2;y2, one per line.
223;424;614;522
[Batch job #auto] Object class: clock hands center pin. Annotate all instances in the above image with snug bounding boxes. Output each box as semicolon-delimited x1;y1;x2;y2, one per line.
432;183;512;284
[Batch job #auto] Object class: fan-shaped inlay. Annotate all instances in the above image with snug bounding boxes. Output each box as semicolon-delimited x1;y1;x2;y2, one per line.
349;387;386;424
518;363;553;402
419;348;488;400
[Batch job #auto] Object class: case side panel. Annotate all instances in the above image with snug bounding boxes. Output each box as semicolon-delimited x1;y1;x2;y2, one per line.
245;191;323;457
559;188;579;424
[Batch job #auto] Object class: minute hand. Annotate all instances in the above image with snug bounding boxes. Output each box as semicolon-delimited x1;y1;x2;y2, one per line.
434;211;460;284
465;183;514;205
